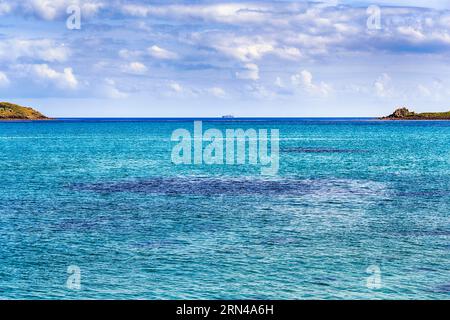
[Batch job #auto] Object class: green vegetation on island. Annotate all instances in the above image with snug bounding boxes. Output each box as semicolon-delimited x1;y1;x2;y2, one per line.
381;107;450;120
0;102;50;120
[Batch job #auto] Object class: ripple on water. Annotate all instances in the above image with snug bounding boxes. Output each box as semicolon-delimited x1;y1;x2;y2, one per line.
130;239;187;249
392;230;450;237
69;176;388;198
431;283;450;294
53;219;100;232
281;147;369;154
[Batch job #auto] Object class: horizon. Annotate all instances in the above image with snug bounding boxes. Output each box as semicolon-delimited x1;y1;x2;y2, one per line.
1;0;450;117
3;100;447;119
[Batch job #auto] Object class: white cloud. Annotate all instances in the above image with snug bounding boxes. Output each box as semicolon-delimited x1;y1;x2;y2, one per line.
164;82;227;98
121;3;273;24
0;1;12;15
374;73;393;98
120;4;151;17
208;87;226;98
417;84;431;97
118;49;142;60
98;78;128;99
246;83;276;99
275;76;284;88
2;1;450;105
167;4;450;63
291;70;331;96
23;0;68;20
193;33;302;62
165;81;202;98
15;0;104;20
16;64;78;90
213;37;274;62
0;71;10;87
122;62;147;75
169;81;183;93
236;63;259;81
274;47;302;60
148;45;178;60
366;0;448;9
187;31;306;64
397;26;426;42
416;80;449;101
35;64;78;89
0;39;70;63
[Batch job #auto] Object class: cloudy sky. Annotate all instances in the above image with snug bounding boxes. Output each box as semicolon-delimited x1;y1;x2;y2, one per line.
0;0;449;117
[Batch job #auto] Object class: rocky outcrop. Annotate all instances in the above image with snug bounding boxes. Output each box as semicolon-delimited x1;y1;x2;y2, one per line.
381;107;416;119
0;102;50;120
381;107;450;120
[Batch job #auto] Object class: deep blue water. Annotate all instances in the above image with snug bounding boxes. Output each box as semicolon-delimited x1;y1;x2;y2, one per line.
0;118;449;299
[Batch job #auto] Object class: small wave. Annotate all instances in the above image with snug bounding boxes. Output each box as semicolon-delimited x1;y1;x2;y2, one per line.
281;147;368;154
69;176;387;198
431;283;450;293
395;190;450;197
70;177;313;196
393;230;450;237
130;239;186;249
53;219;100;232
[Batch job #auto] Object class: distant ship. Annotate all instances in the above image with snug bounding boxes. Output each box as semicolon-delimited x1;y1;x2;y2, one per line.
222;115;235;119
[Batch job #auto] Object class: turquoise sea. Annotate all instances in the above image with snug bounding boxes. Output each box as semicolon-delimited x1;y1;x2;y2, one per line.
0;118;449;299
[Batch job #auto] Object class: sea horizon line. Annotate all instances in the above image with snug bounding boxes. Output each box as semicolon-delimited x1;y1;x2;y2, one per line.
1;116;379;122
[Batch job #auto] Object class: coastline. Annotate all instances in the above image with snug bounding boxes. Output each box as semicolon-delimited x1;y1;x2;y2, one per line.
4;117;450;122
1;117;377;122
379;107;450;120
379;118;450;121
3;115;450;122
0;118;55;122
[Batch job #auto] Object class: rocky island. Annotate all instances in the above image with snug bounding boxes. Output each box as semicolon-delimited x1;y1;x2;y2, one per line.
0;102;50;120
381;107;450;120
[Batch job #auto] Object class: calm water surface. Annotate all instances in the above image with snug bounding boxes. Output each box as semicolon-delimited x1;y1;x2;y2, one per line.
0;119;449;299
